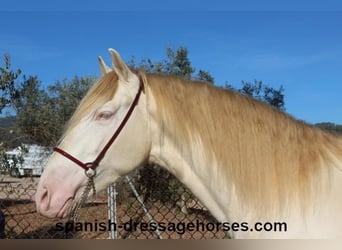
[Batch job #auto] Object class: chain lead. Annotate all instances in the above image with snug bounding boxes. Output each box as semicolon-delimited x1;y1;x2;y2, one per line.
64;175;96;238
69;175;96;223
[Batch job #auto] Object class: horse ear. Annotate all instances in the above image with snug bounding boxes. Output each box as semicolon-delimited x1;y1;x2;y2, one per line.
109;48;132;81
98;56;111;75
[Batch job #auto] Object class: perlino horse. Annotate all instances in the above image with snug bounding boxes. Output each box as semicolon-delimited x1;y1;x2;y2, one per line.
36;49;342;238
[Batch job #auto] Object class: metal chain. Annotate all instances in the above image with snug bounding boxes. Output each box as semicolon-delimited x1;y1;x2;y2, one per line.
69;176;96;223
64;176;96;238
64;169;96;238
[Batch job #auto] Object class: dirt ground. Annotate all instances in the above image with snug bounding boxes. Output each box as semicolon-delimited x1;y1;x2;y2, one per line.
0;175;227;239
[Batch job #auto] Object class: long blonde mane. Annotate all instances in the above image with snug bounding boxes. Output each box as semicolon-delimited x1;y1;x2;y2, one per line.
145;73;342;212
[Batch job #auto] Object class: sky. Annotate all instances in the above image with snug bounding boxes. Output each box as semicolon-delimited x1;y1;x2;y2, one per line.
1;3;342;124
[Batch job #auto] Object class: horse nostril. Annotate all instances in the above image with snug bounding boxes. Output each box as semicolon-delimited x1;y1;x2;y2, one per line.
37;187;50;212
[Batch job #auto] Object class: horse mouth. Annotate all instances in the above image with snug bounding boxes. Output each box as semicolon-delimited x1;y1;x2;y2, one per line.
57;197;74;218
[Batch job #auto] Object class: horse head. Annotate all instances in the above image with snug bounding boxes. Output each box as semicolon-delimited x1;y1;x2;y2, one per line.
35;49;151;218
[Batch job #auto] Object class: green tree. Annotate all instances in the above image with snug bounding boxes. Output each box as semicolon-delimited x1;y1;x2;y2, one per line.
195;69;215;83
0;54;21;114
47;76;95;124
165;47;194;78
130;46;215;84
14;76;95;146
226;80;285;110
315;122;342;134
14;76;51;145
0;54;22;175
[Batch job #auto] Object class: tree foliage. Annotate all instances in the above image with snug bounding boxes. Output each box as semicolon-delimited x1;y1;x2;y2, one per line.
226;80;285;111
0;54;22;174
315;122;342;134
0;55;22;148
14;76;95;146
0;54;21;114
14;76;49;144
129;46;215;84
132;47;284;110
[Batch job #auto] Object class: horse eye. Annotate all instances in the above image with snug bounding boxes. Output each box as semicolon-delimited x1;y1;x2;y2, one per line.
96;111;114;121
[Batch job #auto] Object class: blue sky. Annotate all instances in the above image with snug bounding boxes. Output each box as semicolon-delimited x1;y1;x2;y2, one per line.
1;9;342;124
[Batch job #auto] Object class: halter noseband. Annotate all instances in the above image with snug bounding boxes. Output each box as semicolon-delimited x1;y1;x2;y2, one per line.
54;82;143;178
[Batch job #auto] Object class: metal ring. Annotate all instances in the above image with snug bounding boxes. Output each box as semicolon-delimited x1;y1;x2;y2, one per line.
85;166;96;178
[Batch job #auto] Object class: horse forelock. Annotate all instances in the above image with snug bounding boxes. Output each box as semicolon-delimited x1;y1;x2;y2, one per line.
62;71;119;136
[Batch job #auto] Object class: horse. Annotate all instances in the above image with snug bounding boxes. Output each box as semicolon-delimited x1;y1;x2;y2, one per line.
35;49;342;238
